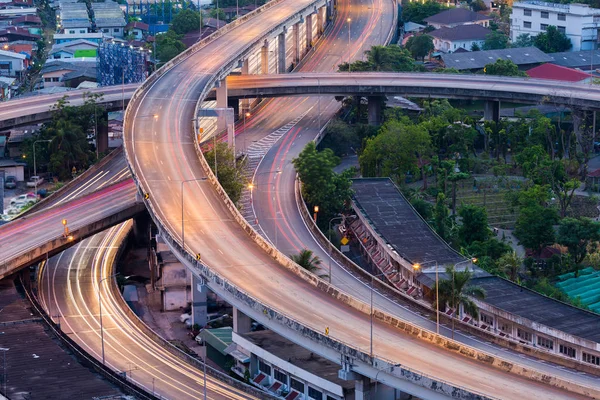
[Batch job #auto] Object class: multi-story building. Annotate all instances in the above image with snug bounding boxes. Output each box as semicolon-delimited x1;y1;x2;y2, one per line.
511;1;600;51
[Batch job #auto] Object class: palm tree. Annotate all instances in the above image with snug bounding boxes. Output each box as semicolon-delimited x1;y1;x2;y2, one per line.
435;266;486;337
498;251;522;282
365;45;386;71
290;249;323;274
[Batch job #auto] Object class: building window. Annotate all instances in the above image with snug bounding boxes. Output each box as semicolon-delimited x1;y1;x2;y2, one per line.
557;26;566;34
557;13;566;21
524;21;531;28
44;77;51;82
114;28;120;33
274;369;288;385
258;360;271;376
517;328;532;342
524;8;532;16
308;386;323;400
498;321;511;333
52;77;59;82
540;23;549;30
79;30;86;33
103;28;109;33
290;378;304;393
541;11;549;19
559;344;576;358
69;30;75;34
583;352;600;366
327;397;336;400
480;313;493;326
537;336;554;350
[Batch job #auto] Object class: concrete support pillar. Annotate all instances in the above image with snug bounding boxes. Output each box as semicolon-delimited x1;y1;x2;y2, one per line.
233;306;252;334
327;0;334;21
240;59;250;116
97;109;108;154
355;375;372;400
278;28;287;73
306;14;313;50
317;7;324;35
260;40;269;74
132;213;150;246
293;22;300;64
192;274;208;327
483;100;500;123
216;79;228;132
368;96;383;126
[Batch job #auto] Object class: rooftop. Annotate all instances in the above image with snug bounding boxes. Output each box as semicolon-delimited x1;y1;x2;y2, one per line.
424;8;491;25
548;49;600;70
126;21;149;31
473;275;600;342
429;24;491;42
441;47;551;70
513;1;600;15
241;330;354;390
526;63;592;82
351;178;464;266
203;17;227;29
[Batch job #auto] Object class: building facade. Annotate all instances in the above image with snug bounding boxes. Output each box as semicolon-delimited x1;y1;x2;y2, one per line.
511;1;600;51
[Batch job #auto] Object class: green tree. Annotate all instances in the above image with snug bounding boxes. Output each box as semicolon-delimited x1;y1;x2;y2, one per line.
156;30;186;63
484;59;526;77
411;197;433;221
458;204;490;246
557;218;600;264
447;171;470;214
512;33;534;48
471;0;487;11
470;42;481;51
401;1;448;24
436;266;486;319
209;8;226;21
293;142;353;229
514;204;558;255
482;30;509;50
205;142;247;205
170;9;201;34
433;193;452;241
290;249;323;273
405;34;434;60
533;26;572;53
339;46;419;72
497;250;522;282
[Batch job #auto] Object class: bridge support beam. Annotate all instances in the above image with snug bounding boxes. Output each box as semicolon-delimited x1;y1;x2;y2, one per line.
278;28;287;73
216;79;228;131
483;100;500;123
261;40;269;74
293;22;300;65
368;96;383;126
192;274;208;327
240;59;250;116
354;375;373;400
233;306;252;334
97;110;109;155
317;6;324;35
132;212;151;246
306;14;313;50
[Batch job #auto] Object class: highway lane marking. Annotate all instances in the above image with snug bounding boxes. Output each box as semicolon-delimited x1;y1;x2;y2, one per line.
218;249;224;255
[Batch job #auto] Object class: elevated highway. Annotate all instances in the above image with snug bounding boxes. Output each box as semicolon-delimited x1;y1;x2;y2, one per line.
123;0;600;397
0;179;143;280
225;72;600;109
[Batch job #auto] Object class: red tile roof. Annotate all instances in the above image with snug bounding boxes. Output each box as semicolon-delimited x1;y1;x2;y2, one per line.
126;21;149;31
526;63;591;82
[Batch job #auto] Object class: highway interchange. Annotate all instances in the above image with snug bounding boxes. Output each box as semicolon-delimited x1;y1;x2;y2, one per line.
0;0;597;397
123;0;599;397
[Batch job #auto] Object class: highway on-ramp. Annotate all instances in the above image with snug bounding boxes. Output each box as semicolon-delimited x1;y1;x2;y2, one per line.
124;0;597;397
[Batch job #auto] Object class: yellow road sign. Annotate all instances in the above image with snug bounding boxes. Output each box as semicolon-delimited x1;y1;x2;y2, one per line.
144;193;150;200
196;253;201;261
325;327;329;336
340;237;349;246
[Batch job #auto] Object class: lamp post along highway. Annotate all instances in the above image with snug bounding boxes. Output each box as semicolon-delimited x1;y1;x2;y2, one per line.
313;205;319;223
328;216;343;283
33;139;51;198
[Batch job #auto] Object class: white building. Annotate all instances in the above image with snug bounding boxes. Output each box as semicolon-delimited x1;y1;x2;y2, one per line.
430;24;490;53
0;50;27;77
511;1;600;51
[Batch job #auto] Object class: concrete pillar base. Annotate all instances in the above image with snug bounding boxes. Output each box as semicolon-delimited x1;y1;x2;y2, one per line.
355;375;372;400
368;96;383;125
233;306;252;334
483;100;500;123
293;22;300;65
306;14;313;50
192;274;208;327
97;110;109;154
240;59;250;115
278;29;287;73
132;213;150;246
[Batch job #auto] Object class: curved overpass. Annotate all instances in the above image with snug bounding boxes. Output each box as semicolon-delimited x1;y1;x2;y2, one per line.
225;72;600;109
123;2;599;400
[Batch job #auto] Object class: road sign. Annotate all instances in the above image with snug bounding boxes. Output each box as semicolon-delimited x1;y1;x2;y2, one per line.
196;253;201;261
325;327;329;336
340;236;349;246
144;193;150;200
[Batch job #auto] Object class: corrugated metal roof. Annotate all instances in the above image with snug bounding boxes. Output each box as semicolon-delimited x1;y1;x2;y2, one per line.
441;47;551;70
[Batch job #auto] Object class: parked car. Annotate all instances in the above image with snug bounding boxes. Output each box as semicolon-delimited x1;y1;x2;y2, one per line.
26;176;44;188
4;176;16;189
10;193;36;206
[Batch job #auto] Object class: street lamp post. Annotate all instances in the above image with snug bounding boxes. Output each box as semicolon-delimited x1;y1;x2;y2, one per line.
181;178;208;252
33;139;51;197
313;205;319;223
327;216;343;283
413;260;440;334
347;18;352;70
